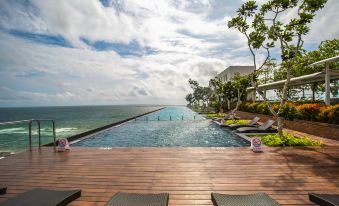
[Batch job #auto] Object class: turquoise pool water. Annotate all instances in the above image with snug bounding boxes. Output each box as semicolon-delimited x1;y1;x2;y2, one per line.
74;107;249;147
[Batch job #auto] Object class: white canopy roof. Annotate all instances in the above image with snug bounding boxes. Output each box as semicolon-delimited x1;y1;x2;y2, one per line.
308;55;339;67
247;70;339;91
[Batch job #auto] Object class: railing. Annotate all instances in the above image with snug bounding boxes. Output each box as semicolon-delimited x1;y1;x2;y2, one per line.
0;119;56;151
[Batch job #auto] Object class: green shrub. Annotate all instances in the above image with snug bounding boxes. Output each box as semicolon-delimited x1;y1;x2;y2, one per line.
296;103;325;121
319;104;339;124
257;102;270;115
206;113;225;118
238;101;339;124
212;101;221;111
280;104;298;121
261;133;323;147
239;102;250;112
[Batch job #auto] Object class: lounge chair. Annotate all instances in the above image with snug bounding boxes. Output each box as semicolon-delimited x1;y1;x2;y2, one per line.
0;188;81;206
0;186;6;195
213;120;228;127
226;117;260;130
236;119;277;133
309;193;339;206
105;192;169;206
211;192;281;206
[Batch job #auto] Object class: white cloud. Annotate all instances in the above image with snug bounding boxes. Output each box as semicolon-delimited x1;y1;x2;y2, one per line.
306;0;339;44
0;0;337;107
0;31;230;106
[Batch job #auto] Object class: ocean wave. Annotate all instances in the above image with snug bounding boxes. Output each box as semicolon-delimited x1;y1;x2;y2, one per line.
0;127;26;134
0;127;78;134
56;128;78;133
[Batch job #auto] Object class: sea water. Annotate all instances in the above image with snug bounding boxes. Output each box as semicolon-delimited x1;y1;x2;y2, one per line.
0;105;162;152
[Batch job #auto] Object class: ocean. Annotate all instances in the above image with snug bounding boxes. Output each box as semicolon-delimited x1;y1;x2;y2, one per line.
0;105;163;153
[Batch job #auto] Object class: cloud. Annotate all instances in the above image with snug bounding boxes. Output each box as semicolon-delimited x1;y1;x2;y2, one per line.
0;31;228;106
306;0;339;45
0;0;337;107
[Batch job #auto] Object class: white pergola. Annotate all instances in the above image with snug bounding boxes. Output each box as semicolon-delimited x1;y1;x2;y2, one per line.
247;56;339;105
309;56;339;105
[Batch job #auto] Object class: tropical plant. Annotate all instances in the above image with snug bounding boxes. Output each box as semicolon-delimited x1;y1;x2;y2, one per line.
273;38;339;99
232;73;251;113
222;81;237;110
228;0;328;138
185;93;195;107
319;104;339;124
187;79;212;110
296;103;325;121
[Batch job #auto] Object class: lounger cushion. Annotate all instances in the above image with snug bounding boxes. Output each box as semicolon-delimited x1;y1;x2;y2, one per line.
106;192;169;206
236;127;277;133
0;188;81;206
211;193;281;206
0;186;6;195
228;124;256;129
309;193;339;206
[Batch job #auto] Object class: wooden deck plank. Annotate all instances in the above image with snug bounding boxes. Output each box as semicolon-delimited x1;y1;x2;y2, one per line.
0;146;338;206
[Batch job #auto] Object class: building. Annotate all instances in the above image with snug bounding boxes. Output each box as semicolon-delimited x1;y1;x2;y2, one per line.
216;66;255;82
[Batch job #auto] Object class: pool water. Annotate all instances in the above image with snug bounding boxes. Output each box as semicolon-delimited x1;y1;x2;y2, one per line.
73;107;250;147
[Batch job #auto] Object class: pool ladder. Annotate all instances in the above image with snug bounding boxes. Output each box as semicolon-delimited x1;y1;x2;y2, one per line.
0;119;56;151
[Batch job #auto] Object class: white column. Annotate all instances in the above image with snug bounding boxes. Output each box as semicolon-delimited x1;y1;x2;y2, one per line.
325;62;330;105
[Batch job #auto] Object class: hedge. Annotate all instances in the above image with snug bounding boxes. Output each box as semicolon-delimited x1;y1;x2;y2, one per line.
238;102;339;124
261;133;323;146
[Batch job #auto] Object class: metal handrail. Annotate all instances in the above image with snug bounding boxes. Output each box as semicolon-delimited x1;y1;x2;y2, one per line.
0;119;56;151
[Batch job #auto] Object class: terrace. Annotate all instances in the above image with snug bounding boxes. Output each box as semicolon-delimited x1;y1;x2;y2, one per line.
0;146;338;206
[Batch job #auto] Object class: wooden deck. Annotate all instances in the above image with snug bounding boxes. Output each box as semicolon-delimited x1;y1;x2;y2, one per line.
0;146;338;206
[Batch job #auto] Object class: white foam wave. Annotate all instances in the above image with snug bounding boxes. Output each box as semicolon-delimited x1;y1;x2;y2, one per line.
0;127;78;134
0;127;26;134
56;127;78;133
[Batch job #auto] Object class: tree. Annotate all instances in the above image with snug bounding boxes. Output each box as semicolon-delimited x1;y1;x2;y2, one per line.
274;39;339;99
228;0;327;137
232;73;251;113
187;79;212;111
222;81;237;110
209;78;224;112
185;93;195;107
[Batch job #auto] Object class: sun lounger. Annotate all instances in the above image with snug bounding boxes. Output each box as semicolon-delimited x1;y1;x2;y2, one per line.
0;186;6;195
213;120;228;127
105;192;169;206
0;188;81;206
226;117;260;129
309;193;339;206
236;119;277;133
211;192;281;206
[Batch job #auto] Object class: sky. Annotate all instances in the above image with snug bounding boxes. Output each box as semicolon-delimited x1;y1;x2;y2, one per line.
0;0;338;107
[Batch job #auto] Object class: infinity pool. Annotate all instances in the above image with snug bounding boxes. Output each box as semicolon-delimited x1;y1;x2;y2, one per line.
73;107;249;147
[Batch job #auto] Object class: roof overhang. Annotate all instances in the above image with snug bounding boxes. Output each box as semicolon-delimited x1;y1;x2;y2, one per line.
247;70;339;91
308;56;339;67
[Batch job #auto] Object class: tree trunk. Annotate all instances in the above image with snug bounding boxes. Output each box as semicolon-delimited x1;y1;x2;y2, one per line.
277;65;291;138
277;116;284;137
